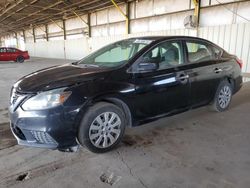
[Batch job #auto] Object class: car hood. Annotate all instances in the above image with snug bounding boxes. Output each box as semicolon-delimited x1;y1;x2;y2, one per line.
14;63;110;93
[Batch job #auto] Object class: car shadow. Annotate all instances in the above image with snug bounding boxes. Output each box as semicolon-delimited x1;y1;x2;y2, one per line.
0;61;16;64
230;81;250;108
121;81;250;149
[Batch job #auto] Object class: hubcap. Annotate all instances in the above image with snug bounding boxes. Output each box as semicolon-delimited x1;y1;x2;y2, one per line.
218;85;231;109
89;112;121;148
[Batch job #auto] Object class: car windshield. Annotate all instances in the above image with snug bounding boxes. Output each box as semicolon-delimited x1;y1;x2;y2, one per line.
77;38;154;68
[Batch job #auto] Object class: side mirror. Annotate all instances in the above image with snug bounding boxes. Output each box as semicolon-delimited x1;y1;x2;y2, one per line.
137;62;158;72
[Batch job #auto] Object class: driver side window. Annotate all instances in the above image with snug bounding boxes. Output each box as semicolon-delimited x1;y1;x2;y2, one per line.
142;41;183;71
0;48;6;53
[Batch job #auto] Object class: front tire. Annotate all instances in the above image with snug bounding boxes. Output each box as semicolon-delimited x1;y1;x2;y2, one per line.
78;102;126;153
211;80;233;112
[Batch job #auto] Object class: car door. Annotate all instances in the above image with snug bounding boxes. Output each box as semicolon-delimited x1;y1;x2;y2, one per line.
5;48;13;61
184;40;223;107
6;48;16;61
0;48;7;61
129;40;191;120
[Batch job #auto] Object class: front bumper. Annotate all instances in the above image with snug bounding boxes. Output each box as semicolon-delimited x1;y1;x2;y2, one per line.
9;105;80;150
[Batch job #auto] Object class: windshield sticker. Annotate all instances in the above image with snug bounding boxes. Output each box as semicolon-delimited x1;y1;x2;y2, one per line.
133;39;153;44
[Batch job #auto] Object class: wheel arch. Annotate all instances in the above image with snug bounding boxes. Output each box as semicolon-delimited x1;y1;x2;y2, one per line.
101;97;133;128
211;76;234;104
223;76;235;93
75;94;133;131
226;77;235;90
90;95;133;128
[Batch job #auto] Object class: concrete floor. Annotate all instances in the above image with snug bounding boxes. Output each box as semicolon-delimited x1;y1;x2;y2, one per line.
0;58;250;188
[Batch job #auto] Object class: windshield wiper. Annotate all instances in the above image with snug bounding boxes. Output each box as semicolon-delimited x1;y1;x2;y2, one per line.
71;61;79;65
77;64;100;68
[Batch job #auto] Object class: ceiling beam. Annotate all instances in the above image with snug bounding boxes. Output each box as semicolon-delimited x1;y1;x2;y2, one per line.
13;1;63;23
0;0;132;37
5;0;94;29
28;4;62;11
0;0;39;23
7;0;89;26
0;0;24;17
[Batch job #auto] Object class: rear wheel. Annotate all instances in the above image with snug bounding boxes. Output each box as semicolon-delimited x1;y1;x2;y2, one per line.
16;56;24;63
211;80;233;112
78;102;126;153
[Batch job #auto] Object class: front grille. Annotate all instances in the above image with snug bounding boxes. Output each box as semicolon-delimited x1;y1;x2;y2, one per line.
30;131;57;145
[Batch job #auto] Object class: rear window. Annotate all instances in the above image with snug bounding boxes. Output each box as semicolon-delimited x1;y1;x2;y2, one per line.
212;46;223;59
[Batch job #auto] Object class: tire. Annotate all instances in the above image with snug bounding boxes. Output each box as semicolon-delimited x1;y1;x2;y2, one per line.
16;56;24;63
210;80;233;112
78;102;126;153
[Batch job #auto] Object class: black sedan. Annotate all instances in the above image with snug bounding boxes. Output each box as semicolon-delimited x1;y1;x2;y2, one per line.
9;36;242;153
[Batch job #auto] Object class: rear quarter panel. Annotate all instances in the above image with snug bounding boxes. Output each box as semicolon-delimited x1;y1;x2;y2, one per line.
22;51;30;59
219;56;242;94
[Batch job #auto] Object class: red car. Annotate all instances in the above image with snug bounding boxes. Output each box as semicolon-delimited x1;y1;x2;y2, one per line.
0;47;30;63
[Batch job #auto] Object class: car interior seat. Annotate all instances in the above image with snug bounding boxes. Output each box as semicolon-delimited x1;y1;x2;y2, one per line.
159;44;179;69
188;48;210;63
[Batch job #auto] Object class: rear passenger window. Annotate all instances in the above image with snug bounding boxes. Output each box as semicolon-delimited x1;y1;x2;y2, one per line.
186;42;213;63
7;48;16;52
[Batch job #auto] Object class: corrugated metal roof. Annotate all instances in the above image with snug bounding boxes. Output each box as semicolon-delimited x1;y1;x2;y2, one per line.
0;0;127;36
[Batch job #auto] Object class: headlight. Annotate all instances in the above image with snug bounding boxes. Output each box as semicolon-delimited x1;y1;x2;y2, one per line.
22;88;71;110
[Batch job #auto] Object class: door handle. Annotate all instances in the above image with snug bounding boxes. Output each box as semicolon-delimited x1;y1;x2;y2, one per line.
177;74;189;80
214;68;222;73
176;74;189;85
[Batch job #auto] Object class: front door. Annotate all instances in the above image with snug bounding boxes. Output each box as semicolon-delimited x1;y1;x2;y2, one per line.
130;40;191;120
0;48;7;61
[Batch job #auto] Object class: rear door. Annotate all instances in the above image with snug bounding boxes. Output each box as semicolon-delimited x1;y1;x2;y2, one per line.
129;40;191;120
6;48;17;61
5;48;12;60
184;39;224;107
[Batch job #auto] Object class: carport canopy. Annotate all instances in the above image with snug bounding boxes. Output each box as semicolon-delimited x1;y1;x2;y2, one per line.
0;0;127;37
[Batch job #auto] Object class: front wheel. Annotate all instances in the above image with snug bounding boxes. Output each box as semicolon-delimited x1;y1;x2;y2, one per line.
211;80;233;112
78;102;126;153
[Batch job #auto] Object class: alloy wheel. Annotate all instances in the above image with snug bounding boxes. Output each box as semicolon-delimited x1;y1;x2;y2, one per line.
218;85;232;109
89;112;121;148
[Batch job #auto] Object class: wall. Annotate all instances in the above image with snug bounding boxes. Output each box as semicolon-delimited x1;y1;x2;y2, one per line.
200;23;250;72
26;37;91;60
88;23;250;73
24;22;250;73
89;0;250;36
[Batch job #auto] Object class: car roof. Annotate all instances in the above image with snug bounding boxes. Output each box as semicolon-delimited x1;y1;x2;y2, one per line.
129;35;209;42
0;47;17;49
128;35;222;50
